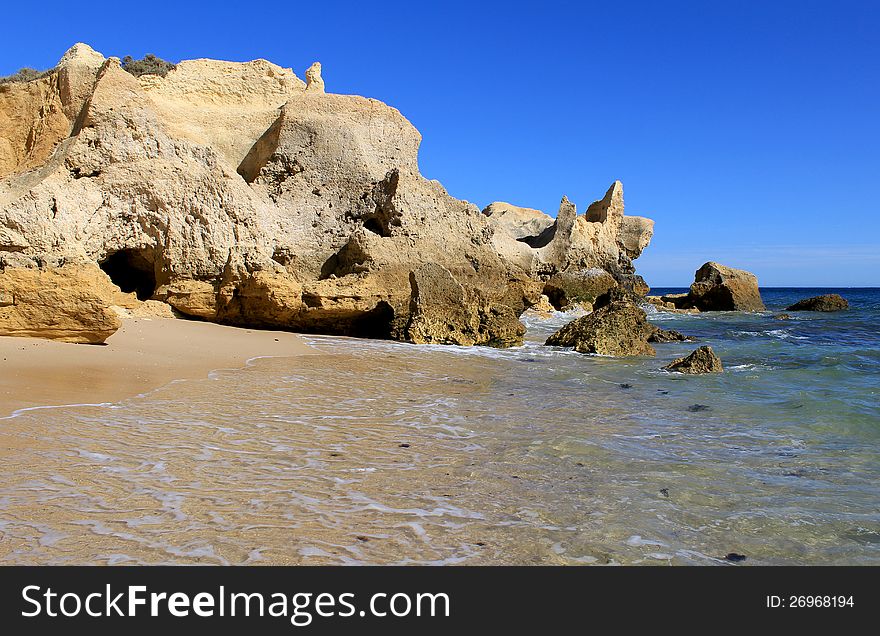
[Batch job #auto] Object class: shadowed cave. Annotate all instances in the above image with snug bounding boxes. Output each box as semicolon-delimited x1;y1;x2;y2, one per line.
100;249;158;301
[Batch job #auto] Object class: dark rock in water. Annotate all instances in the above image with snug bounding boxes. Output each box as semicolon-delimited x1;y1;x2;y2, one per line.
545;301;656;357
619;383;633;389
659;488;669;498
542;268;617;310
665;346;723;374
724;553;747;562
593;285;645;310
648;327;694;343
774;313;791;320
687;404;711;412
786;293;849;312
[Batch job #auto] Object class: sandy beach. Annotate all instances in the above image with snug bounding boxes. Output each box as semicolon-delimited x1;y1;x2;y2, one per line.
0;318;313;417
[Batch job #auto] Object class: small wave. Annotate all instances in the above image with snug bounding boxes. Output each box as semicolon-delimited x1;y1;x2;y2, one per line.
731;329;808;341
727;363;779;372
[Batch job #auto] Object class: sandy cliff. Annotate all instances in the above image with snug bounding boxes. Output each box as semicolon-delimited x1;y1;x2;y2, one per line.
0;44;654;345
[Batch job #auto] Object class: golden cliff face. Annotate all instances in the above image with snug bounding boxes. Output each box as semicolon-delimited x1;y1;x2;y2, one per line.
0;43;653;345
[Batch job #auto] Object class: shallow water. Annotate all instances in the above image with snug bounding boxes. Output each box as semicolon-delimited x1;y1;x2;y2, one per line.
0;288;878;565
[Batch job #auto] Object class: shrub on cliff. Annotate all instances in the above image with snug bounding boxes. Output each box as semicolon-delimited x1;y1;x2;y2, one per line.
0;67;50;84
121;54;176;77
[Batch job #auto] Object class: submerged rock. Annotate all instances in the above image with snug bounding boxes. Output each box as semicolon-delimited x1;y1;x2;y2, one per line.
545;302;656;357
774;313;792;320
786;294;848;312
648;327;694;343
664;345;723;374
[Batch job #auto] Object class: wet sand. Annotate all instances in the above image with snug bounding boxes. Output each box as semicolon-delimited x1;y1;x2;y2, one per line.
0;318;313;417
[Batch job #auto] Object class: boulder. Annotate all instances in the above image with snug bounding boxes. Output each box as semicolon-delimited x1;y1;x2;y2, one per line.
158;280;219;320
545;301;655;356
542;268;617;310
786;294;848;312
665;263;764;312
593;285;646;310
774;313;791;320
664;345;723;374
0;264;122;343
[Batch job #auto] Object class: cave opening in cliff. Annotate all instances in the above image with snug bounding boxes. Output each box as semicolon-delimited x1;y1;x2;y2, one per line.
350;301;395;339
100;249;157;301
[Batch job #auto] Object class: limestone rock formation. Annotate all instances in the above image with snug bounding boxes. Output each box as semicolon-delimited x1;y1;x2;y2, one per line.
786;294;849;312
0;264;122;343
484;182;654;300
542;268;617;310
526;294;555;317
405;263;524;347
304;62;324;93
545;302;656;357
0;44;655;346
664;345;723;374
662;263;764;312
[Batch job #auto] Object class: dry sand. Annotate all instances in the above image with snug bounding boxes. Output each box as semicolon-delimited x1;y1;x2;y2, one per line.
0;318;313;417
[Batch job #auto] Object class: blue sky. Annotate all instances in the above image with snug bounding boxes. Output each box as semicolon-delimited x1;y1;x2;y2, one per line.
2;1;877;286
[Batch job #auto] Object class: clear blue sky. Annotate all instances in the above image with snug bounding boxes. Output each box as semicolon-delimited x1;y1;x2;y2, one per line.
2;1;877;286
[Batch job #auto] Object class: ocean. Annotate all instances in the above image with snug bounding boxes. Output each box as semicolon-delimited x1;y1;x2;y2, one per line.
1;288;878;565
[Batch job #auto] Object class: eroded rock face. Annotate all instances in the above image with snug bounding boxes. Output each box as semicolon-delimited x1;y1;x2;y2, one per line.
786;294;848;312
0;44;655;346
664;345;723;374
405;263;524;347
543;268;617;310
0;264;122;343
545;302;656;356
663;263;764;312
485;182;654;284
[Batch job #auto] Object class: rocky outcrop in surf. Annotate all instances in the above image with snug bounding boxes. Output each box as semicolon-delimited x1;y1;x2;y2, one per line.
786;294;848;312
545;302;656;356
664;345;723;374
659;262;764;312
0;44;655;345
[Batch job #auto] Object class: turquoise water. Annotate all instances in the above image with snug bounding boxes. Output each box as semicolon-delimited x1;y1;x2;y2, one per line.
0;288;877;564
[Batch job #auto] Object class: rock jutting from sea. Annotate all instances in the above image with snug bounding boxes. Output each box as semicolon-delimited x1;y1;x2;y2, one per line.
786;294;849;312
0;44;655;345
650;261;765;312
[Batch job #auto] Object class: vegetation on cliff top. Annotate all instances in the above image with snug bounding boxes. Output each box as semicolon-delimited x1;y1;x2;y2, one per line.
0;67;50;84
121;54;175;77
1;53;176;85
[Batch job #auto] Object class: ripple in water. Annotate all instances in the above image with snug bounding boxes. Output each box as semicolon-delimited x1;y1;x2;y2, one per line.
0;288;878;565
